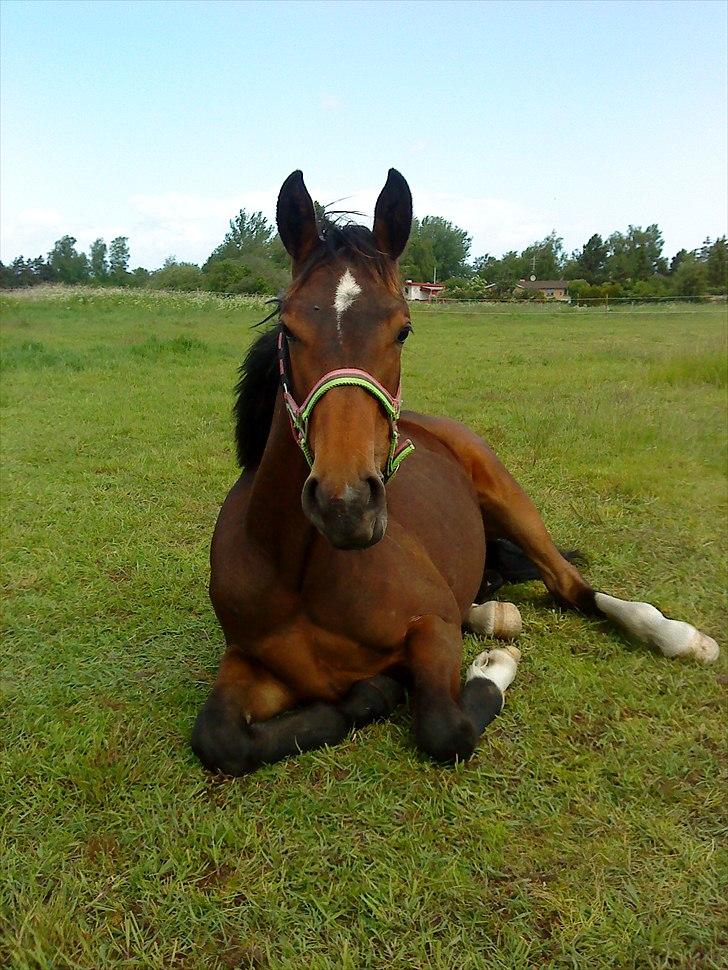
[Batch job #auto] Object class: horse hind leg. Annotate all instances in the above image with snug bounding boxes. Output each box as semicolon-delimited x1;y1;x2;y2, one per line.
476;531;720;664
454;433;720;663
592;593;719;664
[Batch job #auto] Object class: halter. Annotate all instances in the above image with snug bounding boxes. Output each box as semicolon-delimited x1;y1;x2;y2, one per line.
277;329;415;482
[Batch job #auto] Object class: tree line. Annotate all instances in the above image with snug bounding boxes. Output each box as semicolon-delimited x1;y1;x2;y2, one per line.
2;207;726;300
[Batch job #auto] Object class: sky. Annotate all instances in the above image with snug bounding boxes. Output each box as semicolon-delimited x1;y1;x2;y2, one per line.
1;0;726;270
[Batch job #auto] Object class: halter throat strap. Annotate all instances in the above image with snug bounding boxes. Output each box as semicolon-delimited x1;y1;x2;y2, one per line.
277;329;414;481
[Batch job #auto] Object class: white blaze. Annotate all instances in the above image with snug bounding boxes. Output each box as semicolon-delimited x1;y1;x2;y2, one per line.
333;268;361;334
594;592;719;663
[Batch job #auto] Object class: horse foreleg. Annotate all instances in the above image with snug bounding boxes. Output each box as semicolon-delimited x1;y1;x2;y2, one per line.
192;648;405;775
406;615;520;763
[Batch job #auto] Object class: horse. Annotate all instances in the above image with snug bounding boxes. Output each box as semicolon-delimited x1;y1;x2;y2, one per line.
191;169;720;776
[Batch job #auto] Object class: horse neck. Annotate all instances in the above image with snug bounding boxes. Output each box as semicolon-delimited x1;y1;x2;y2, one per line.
245;390;314;567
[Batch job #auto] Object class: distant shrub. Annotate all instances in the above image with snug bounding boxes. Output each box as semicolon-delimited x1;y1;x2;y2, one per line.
150;261;204;292
203;256;288;295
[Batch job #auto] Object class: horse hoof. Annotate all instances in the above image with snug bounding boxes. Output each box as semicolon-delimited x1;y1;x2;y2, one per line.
466;646;520;694
686;630;720;664
467;601;522;640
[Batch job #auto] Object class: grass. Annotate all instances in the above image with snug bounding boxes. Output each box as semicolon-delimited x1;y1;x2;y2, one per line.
1;288;727;969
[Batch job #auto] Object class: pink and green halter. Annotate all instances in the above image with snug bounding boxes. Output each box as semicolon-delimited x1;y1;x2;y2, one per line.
277;329;415;481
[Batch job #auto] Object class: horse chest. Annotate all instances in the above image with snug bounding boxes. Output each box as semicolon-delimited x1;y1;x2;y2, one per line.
245;613;403;700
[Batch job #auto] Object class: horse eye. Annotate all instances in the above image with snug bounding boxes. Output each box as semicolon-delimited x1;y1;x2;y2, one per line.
396;325;413;344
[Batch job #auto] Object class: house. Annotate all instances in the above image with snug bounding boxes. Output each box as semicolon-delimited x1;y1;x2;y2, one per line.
515;279;570;301
403;280;445;302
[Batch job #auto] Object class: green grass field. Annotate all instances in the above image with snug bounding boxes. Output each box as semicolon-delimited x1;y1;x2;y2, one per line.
2;288;727;969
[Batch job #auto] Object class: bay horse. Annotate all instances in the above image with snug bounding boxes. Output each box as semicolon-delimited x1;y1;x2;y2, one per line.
192;169;719;776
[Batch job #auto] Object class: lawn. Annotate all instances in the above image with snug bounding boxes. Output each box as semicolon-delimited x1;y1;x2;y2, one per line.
1;289;727;969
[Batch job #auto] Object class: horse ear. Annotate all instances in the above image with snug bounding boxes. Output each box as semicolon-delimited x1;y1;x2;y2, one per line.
372;168;413;260
276;170;320;265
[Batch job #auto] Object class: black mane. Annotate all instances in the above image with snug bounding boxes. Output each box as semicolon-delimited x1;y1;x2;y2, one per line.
234;325;280;467
233;221;400;468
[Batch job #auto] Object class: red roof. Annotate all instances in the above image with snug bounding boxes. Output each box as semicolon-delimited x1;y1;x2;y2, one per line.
405;281;445;290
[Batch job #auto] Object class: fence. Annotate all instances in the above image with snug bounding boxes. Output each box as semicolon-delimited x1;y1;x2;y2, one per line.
411;294;727;313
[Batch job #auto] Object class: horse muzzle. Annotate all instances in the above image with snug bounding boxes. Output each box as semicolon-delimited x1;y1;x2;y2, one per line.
301;473;388;549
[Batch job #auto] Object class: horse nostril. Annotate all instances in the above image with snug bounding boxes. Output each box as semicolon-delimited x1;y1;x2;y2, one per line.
366;475;386;509
302;475;319;514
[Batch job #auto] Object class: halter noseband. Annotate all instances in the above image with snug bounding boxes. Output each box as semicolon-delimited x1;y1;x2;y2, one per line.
277;329;415;482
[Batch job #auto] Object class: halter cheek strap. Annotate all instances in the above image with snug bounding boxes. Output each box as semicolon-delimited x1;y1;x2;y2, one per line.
277;330;415;481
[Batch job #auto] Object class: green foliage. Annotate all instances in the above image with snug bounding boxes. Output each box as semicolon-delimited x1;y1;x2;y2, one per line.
150;258;204;292
606;225;666;281
88;238;108;280
202;209;290;294
1;291;726;969
129;267;152;287
2;208;725;301
475;235;564;288
701;236;728;289
521;232;565;280
401;216;471;282
669;248;689;275
670;254;708;297
566;234;609;283
203;254;288;295
1;256;55;288
108;236;130;283
204;209;277;269
47;235;89;284
443;276;497;300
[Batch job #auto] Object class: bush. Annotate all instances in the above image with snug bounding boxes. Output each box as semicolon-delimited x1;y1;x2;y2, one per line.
150;261;204;292
203;256;288;295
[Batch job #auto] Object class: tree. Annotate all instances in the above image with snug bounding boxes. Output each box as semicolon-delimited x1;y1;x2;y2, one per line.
89;238;108;280
521;232;565;281
401;216;471;282
47;236;89;283
29;255;55;283
606;225;665;281
109;236;130;281
443;276;496;300
567;234;609;283
205;210;276;267
129;267;151;287
671;255;707;297
704;236;727;290
669;249;689;275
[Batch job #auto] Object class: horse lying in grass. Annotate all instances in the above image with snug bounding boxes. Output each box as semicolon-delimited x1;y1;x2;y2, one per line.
192;169;719;776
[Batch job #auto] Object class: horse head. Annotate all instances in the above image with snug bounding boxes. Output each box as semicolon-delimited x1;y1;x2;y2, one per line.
276;169;413;549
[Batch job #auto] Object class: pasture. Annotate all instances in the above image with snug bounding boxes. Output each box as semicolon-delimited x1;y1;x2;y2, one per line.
1;289;727;969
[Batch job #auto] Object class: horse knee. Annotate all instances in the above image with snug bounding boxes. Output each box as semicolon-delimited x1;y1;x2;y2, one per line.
338;675;406;728
191;695;256;776
415;710;477;764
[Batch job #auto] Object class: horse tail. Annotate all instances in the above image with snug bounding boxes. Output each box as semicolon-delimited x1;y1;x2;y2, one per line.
479;539;585;599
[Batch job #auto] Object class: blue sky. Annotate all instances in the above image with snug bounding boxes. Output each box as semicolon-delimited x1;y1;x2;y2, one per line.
2;0;726;269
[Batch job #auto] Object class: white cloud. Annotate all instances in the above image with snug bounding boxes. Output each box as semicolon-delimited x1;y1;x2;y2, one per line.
1;207;66;258
307;186;556;259
126;190;277;267
320;93;343;112
1;183;562;269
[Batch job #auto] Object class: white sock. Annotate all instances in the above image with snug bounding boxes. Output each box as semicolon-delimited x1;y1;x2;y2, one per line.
594;592;719;663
